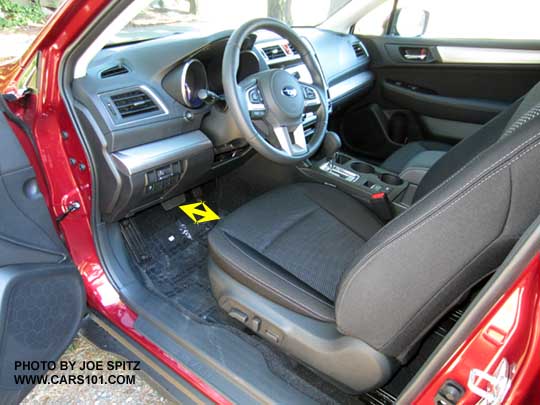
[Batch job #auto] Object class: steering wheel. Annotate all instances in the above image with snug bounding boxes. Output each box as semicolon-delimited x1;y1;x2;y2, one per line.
222;18;329;164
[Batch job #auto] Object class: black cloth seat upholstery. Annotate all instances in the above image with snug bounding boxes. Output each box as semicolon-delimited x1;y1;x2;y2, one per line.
209;82;540;391
209;183;382;322
380;100;523;181
381;140;451;175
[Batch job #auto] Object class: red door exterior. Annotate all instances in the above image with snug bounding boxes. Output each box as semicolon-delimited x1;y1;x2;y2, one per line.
413;254;540;404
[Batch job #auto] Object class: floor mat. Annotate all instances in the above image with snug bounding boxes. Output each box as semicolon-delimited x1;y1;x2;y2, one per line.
119;174;263;318
121;204;217;317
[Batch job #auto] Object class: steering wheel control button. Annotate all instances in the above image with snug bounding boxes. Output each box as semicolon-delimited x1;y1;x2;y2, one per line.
248;88;263;104
250;110;265;119
303;86;317;100
246;85;266;115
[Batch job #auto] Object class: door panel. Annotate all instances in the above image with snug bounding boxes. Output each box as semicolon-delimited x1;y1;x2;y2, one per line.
382;80;508;123
368;37;540;105
0;264;85;404
374;65;537;109
0;113;67;264
0;110;85;404
341;35;540;159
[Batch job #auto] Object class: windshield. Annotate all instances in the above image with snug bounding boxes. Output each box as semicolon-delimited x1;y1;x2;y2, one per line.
113;0;350;45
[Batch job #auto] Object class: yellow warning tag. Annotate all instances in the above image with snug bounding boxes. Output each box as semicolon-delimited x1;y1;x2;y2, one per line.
179;201;220;224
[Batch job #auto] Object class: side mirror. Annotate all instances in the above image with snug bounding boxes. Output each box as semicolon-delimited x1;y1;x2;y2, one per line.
394;8;429;37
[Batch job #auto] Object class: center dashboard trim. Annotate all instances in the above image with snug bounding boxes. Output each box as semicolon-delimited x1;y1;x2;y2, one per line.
328;71;374;102
112;130;212;175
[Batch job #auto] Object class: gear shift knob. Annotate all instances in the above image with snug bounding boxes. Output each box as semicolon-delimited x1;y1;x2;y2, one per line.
322;131;342;168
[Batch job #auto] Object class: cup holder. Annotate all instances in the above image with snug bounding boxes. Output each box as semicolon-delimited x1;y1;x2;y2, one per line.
380;173;404;186
351;161;375;174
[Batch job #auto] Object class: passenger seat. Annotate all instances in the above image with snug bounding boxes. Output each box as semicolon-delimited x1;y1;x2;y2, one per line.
381;141;451;185
380;98;523;184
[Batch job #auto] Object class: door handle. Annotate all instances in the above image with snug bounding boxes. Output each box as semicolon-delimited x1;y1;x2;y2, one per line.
404;52;428;61
400;47;431;62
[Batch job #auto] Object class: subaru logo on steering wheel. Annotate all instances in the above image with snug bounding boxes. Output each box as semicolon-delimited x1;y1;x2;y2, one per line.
282;86;297;98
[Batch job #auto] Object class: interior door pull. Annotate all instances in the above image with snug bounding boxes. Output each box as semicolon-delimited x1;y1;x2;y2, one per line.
401;47;431;62
404;52;427;61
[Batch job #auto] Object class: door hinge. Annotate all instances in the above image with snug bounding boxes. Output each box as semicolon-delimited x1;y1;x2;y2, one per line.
56;201;81;223
467;358;513;405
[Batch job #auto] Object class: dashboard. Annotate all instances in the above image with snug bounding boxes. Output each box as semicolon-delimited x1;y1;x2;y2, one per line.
72;27;374;221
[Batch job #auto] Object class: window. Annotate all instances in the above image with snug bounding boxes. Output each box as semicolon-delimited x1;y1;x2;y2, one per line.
112;0;351;45
356;0;540;40
354;0;393;36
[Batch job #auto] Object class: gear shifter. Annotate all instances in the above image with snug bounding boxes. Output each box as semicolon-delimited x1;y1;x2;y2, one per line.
321;131;342;169
319;132;358;182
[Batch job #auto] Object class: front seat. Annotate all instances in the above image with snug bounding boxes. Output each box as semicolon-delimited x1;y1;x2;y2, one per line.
380;99;523;183
208;83;540;392
381;139;451;176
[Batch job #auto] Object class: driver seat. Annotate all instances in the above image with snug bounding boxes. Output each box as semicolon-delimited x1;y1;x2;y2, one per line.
208;83;540;391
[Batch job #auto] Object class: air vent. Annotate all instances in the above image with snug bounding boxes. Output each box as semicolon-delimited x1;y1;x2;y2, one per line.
110;89;159;119
287;42;299;55
352;42;366;58
262;45;286;60
100;65;129;78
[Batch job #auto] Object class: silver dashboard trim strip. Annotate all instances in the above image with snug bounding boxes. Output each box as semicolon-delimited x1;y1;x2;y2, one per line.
112;130;212;175
438;46;540;64
328;71;373;101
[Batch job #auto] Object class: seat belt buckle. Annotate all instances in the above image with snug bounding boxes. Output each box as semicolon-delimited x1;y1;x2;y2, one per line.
369;192;393;222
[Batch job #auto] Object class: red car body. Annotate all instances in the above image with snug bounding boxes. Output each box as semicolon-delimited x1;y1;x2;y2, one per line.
1;1;539;403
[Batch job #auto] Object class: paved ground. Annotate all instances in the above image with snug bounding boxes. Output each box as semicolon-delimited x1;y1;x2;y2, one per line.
21;336;177;405
0;26;42;63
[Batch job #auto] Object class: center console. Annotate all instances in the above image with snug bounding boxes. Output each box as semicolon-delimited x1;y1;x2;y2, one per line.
320;153;407;199
300;151;413;217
